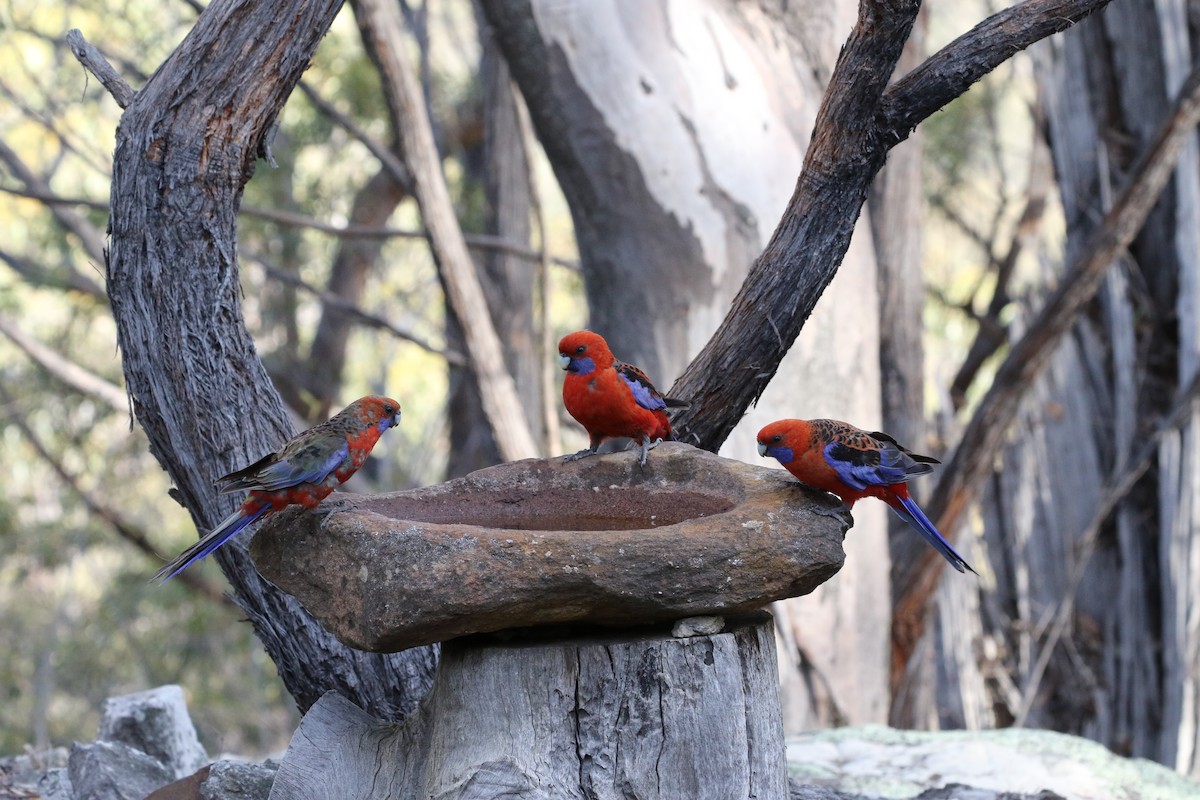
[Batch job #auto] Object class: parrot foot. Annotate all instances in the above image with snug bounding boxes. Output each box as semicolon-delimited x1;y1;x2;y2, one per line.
633;438;663;469
563;448;597;464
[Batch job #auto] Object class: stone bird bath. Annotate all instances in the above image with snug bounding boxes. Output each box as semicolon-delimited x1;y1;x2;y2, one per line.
249;441;849;653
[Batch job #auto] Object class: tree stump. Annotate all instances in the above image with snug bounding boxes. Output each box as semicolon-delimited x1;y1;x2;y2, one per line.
268;613;786;800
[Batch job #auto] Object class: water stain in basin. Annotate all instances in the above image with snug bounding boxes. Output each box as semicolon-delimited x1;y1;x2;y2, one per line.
363;488;735;532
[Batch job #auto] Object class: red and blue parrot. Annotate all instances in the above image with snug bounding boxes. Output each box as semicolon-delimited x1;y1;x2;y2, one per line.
756;418;975;574
558;330;686;467
154;395;401;583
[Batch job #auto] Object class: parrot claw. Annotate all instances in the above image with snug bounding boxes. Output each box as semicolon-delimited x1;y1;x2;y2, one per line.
563;448;597;464
812;500;854;528
633;438;663;469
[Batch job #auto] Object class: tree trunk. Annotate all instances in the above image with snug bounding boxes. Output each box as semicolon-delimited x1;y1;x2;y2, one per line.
269;614;786;800
103;0;435;719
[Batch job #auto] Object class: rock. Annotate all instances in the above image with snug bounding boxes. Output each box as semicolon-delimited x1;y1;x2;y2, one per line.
68;739;175;800
786;726;1200;800
672;615;726;637
201;760;277;799
145;765;211;800
145;760;276;800
38;767;74;800
251;442;847;652
788;783;872;800
0;747;68;796
98;685;209;779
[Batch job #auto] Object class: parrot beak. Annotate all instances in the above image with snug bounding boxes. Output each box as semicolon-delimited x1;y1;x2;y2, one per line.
756;442;768;457
557;353;571;371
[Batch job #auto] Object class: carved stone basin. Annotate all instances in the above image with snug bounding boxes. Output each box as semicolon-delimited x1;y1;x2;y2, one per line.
250;441;848;653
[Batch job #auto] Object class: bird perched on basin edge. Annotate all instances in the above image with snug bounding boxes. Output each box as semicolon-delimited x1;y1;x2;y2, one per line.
154;395;401;583
558;330;687;467
756;418;975;574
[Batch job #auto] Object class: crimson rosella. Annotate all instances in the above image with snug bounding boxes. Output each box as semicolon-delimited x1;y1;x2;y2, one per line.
154;395;400;583
756;418;975;574
558;330;686;467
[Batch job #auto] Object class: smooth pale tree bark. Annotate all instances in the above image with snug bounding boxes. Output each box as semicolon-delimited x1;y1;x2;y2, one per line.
484;0;891;729
81;2;437;720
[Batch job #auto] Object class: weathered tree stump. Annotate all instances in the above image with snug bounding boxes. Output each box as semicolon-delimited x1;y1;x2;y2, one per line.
269;613;785;800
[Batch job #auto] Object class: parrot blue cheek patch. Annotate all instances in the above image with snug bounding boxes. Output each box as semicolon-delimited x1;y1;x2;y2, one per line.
569;356;596;375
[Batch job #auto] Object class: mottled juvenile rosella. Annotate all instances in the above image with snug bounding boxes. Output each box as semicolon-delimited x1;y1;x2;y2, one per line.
756;418;975;574
154;395;400;583
558;330;686;467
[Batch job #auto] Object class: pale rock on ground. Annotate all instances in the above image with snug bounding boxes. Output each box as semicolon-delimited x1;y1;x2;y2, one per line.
786;726;1200;800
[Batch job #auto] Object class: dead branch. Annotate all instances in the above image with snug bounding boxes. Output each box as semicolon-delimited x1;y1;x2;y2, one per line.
892;63;1200;691
879;0;1113;142
66;29;135;108
242;250;467;366
0;383;226;604
0;139;107;264
352;0;538;460
666;0;1114;450
0;314;127;411
0;246;105;299
0;185;578;270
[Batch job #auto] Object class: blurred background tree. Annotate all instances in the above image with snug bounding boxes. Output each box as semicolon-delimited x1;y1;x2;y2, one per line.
3;0;1198;781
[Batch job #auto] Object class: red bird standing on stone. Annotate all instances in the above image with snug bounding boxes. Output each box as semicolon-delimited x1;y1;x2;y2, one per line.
558;330;686;466
154;395;401;583
756;418;975;574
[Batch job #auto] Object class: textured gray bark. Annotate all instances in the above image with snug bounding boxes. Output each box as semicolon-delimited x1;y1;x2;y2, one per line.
269;614;786;800
1028;1;1200;773
100;0;435;719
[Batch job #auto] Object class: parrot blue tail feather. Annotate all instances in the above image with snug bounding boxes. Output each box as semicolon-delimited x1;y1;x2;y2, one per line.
154;503;270;584
890;494;976;575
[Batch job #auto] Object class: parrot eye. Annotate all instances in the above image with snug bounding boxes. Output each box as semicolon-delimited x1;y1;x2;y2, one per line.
383;404;395;414
575;345;586;354
772;435;782;443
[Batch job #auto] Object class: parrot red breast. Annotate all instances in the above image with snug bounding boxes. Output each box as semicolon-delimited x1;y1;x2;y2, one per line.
756;418;975;574
154;395;400;583
558;330;686;467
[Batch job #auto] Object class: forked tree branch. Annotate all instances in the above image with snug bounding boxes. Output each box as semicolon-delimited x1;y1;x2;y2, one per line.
668;0;1115;450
